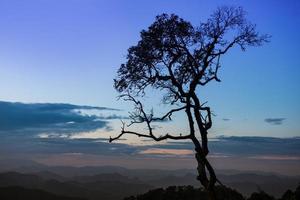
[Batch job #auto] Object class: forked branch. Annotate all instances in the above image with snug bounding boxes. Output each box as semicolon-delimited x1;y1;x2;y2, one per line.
109;94;191;143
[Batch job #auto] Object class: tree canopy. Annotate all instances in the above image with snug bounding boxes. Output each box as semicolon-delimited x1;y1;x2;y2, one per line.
114;6;269;101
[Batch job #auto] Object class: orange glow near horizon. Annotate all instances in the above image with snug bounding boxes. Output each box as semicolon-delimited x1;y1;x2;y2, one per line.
139;148;193;155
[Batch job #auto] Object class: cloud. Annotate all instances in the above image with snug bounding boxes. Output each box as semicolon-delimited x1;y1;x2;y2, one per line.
0;101;120;135
222;118;230;121
248;155;300;161
264;118;286;125
145;136;300;158
0;101;298;162
1;124;300;163
139;148;193;156
98;114;129;120
210;136;300;156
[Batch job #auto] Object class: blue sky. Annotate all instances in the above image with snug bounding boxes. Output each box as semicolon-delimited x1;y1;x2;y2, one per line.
0;0;299;172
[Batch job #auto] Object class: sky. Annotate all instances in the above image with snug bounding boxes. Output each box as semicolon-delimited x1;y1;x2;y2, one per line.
0;0;299;174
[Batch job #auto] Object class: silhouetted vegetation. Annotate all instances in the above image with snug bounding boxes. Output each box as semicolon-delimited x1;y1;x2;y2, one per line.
1;184;299;200
124;186;243;200
248;190;275;200
111;6;269;200
124;184;300;200
279;184;300;200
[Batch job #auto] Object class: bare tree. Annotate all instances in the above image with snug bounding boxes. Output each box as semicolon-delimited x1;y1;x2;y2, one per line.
110;6;269;200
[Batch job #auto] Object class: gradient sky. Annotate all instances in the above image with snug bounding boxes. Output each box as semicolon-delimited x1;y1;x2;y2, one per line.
1;0;299;137
0;0;299;173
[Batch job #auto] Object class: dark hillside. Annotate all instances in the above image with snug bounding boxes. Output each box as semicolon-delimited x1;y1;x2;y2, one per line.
0;186;86;200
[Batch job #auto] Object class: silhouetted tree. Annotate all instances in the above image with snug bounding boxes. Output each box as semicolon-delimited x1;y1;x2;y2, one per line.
280;189;294;200
295;184;300;200
110;6;269;200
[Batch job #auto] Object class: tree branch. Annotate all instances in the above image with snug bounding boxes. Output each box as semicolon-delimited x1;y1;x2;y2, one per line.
152;106;187;121
109;94;191;143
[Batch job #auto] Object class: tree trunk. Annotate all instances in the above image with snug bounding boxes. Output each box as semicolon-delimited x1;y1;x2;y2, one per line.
195;151;217;200
207;187;217;200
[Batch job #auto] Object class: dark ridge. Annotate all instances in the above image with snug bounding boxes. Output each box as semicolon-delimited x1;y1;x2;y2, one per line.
0;186;87;200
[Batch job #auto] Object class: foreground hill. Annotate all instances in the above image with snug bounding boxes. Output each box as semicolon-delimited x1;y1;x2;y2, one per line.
147;172;299;197
0;172;152;200
0;186;86;200
124;185;300;200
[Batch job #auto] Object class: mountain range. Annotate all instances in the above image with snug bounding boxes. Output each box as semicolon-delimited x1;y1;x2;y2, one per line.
0;159;299;199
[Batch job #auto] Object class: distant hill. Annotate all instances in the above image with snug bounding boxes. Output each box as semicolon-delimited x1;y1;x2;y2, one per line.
72;172;143;184
0;170;299;200
0;161;299;198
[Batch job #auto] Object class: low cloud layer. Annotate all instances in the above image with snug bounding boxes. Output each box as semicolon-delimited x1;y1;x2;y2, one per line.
0;101;299;172
264;118;286;125
139;148;193;156
146;136;300;158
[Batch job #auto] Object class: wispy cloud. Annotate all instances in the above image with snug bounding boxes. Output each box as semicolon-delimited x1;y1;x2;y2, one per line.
249;155;300;161
264;118;286;125
222;118;230;121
